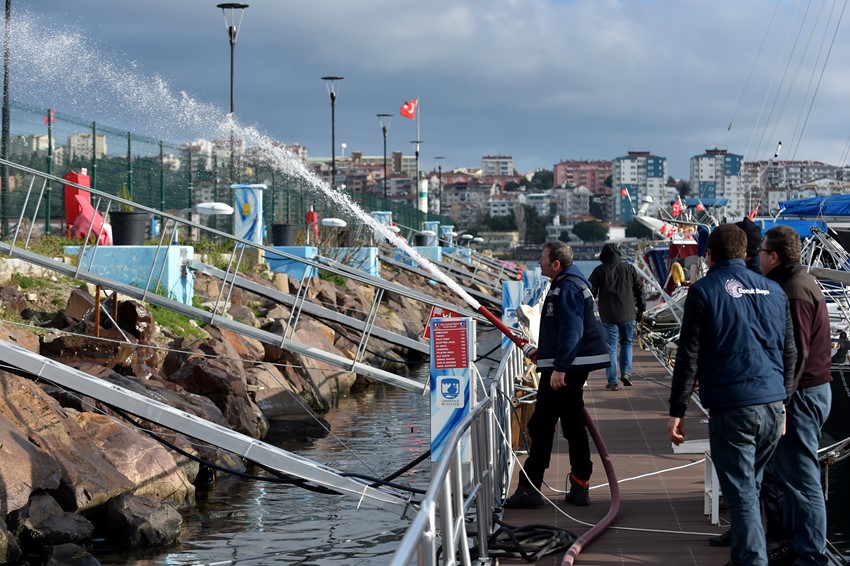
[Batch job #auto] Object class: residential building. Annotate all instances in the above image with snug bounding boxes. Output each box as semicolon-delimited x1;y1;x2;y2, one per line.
740;160;839;216
612;151;668;222
481;155;513;177
67;132;107;162
689;148;743;217
553;160;612;194
552;184;591;220
488;193;522;217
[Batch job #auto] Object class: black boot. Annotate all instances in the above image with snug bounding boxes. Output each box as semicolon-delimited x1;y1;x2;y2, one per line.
565;474;590;506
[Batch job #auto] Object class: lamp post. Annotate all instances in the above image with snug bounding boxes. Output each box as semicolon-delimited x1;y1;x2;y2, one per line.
435;156;445;215
216;3;249;189
306;217;347;246
321;76;343;189
377;113;392;200
173;202;234;244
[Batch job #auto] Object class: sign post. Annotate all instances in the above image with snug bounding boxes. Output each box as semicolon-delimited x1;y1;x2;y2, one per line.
429;317;476;482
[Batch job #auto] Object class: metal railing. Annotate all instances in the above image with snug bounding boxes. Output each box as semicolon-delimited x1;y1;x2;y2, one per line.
391;344;524;565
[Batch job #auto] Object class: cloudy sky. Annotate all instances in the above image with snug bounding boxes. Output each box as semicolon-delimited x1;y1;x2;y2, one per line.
17;1;850;178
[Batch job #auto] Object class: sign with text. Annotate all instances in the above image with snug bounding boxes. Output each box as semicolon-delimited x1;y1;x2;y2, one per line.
429;317;475;462
422;305;461;339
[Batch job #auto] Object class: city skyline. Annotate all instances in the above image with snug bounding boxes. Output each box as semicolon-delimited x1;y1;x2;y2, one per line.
17;1;850;178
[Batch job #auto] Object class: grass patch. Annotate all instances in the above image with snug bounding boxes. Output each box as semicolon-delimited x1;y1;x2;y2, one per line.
149;303;208;340
318;270;346;287
11;273;49;290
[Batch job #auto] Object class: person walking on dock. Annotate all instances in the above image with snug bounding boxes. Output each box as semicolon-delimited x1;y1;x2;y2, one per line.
667;224;796;566
589;243;645;391
504;241;609;509
759;224;832;566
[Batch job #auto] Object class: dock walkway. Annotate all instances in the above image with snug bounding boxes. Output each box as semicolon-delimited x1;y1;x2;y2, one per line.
502;347;732;565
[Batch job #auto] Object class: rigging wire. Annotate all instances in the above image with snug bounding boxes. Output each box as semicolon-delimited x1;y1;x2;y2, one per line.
792;0;848;159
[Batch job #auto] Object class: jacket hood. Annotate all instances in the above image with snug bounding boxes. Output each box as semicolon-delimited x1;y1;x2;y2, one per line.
599;243;621;263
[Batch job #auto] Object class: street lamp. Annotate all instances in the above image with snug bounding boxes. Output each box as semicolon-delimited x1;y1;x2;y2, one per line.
172;201;234;244
377;113;392;200
216;3;249;188
306;217;347;246
322;76;344;189
435;156;445;214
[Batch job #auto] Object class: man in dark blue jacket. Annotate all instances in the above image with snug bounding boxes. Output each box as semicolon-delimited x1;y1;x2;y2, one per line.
505;241;609;509
668;224;796;566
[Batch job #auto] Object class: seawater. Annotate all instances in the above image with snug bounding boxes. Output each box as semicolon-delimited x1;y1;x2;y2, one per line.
90;377;432;564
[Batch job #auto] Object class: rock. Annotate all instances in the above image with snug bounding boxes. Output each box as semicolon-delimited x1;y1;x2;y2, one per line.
0;286;28;315
74;412;195;508
205;325;265;362
227;303;257;327
0;372;134;512
165;356;262;438
63;288;96;322
41;543;100;566
0;519;22;563
101;494;181;548
0;321;40;352
0;411;62;514
115;300;156;345
9;492;94;549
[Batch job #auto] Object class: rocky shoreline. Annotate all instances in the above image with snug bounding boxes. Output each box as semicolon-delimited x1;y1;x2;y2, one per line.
0;260;479;564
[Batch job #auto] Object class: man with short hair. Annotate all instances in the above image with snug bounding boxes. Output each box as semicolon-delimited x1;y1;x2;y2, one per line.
760;224;832;566
668;224;796;566
504;241;609;509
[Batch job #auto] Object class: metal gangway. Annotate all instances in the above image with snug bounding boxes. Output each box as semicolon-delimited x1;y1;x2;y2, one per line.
0;158;492;389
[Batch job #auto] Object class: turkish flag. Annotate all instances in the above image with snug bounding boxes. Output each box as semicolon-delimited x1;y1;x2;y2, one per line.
400;99;418;119
696;203;705;211
672;201;682;217
621;188;629;198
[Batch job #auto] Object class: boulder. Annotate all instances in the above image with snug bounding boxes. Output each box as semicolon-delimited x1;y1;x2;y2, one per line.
41;543;100;566
9;492;94;549
101;494;181;548
74;412;195;508
0;411;62;514
0;372;134;512
0;519;22;563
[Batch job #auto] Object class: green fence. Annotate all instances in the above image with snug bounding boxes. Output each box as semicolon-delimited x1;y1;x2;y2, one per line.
2;99;453;238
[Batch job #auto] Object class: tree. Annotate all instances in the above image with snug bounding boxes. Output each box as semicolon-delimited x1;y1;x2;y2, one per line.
530;169;553;191
482;214;516;231
625;219;653;239
572;220;608;242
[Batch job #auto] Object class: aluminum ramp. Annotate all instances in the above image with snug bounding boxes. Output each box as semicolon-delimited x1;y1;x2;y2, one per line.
0;340;414;515
189;260;429;355
378;254;502;310
0;243;425;393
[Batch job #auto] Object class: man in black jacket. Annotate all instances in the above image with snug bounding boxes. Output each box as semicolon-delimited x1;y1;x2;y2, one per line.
589;243;645;391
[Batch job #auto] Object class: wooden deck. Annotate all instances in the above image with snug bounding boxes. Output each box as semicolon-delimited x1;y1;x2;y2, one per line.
501;347;733;565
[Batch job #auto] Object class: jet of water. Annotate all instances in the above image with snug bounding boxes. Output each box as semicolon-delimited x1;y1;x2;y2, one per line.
14;9;484;312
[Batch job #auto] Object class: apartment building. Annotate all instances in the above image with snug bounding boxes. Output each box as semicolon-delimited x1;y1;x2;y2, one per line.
689;148;743;216
553;159;612;194
481;155;514;177
612;151;668;222
67;132;107;162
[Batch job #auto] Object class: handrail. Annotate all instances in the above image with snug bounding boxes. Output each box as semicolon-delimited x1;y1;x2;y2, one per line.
391;344;523;565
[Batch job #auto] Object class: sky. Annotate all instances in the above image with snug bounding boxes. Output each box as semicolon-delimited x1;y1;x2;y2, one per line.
16;0;850;178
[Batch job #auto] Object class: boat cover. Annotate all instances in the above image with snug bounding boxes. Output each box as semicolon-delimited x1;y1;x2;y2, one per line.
753;218;828;239
778;194;850;217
